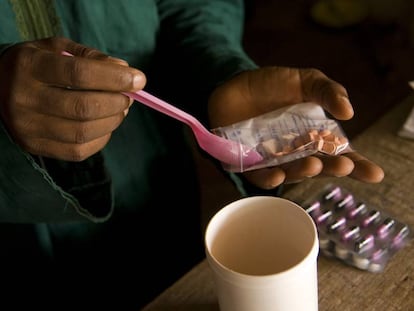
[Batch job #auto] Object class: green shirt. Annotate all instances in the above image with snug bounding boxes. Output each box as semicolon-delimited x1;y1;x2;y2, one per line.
0;0;257;223
0;1;258;307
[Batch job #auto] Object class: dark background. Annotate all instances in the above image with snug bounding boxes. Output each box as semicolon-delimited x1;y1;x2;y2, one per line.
198;0;414;228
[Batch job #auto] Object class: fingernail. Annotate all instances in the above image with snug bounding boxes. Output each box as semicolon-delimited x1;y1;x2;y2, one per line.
124;108;129;117
340;96;354;115
133;74;143;90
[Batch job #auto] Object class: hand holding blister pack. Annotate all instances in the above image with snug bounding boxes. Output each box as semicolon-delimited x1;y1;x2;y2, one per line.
212;102;353;172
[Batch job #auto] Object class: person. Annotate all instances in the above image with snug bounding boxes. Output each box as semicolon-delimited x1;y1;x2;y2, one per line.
0;0;384;309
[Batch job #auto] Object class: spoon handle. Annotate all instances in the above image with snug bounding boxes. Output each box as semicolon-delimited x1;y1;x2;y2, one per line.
124;91;207;134
62;51;208;135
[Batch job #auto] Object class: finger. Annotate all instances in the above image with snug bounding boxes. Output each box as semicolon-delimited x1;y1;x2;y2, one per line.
300;68;354;120
315;154;355;177
21;134;112;162
31;49;146;92
15;110;124;144
344;152;385;183
242;167;286;190
34;86;131;121
280;156;323;183
124;96;134;116
35;37;129;66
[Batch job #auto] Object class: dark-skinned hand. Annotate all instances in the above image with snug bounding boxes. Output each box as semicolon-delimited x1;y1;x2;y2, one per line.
0;37;146;161
208;67;384;189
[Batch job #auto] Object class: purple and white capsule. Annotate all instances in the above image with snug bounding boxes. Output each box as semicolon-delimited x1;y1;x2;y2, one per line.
352;253;370;270
335;244;350;260
305;201;321;216
316;209;333;225
341;225;360;242
370;247;388;263
362;210;381;227
354;234;375;253
319;232;334;251
335;194;354;210
327;216;347;233
376;218;395;239
323;186;342;201
368;248;389;273
392;225;410;248
347;202;367;219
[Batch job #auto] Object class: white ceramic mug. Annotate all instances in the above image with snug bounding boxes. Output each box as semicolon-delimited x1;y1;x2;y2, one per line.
205;196;319;311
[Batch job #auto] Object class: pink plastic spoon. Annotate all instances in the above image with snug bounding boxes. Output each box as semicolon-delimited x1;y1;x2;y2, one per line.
61;51;262;168
124;90;263;168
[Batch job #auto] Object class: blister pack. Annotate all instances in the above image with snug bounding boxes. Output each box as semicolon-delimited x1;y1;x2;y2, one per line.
300;184;412;272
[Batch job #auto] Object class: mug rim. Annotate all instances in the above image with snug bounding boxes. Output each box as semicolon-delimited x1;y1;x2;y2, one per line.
205;196;319;284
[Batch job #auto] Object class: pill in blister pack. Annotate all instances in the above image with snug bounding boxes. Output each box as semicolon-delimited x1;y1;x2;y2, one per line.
300;184;412;273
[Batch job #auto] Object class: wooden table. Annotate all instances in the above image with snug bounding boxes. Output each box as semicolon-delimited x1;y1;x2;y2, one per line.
143;95;414;311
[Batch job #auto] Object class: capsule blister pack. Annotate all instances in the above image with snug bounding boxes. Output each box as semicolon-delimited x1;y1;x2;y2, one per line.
301;184;412;273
